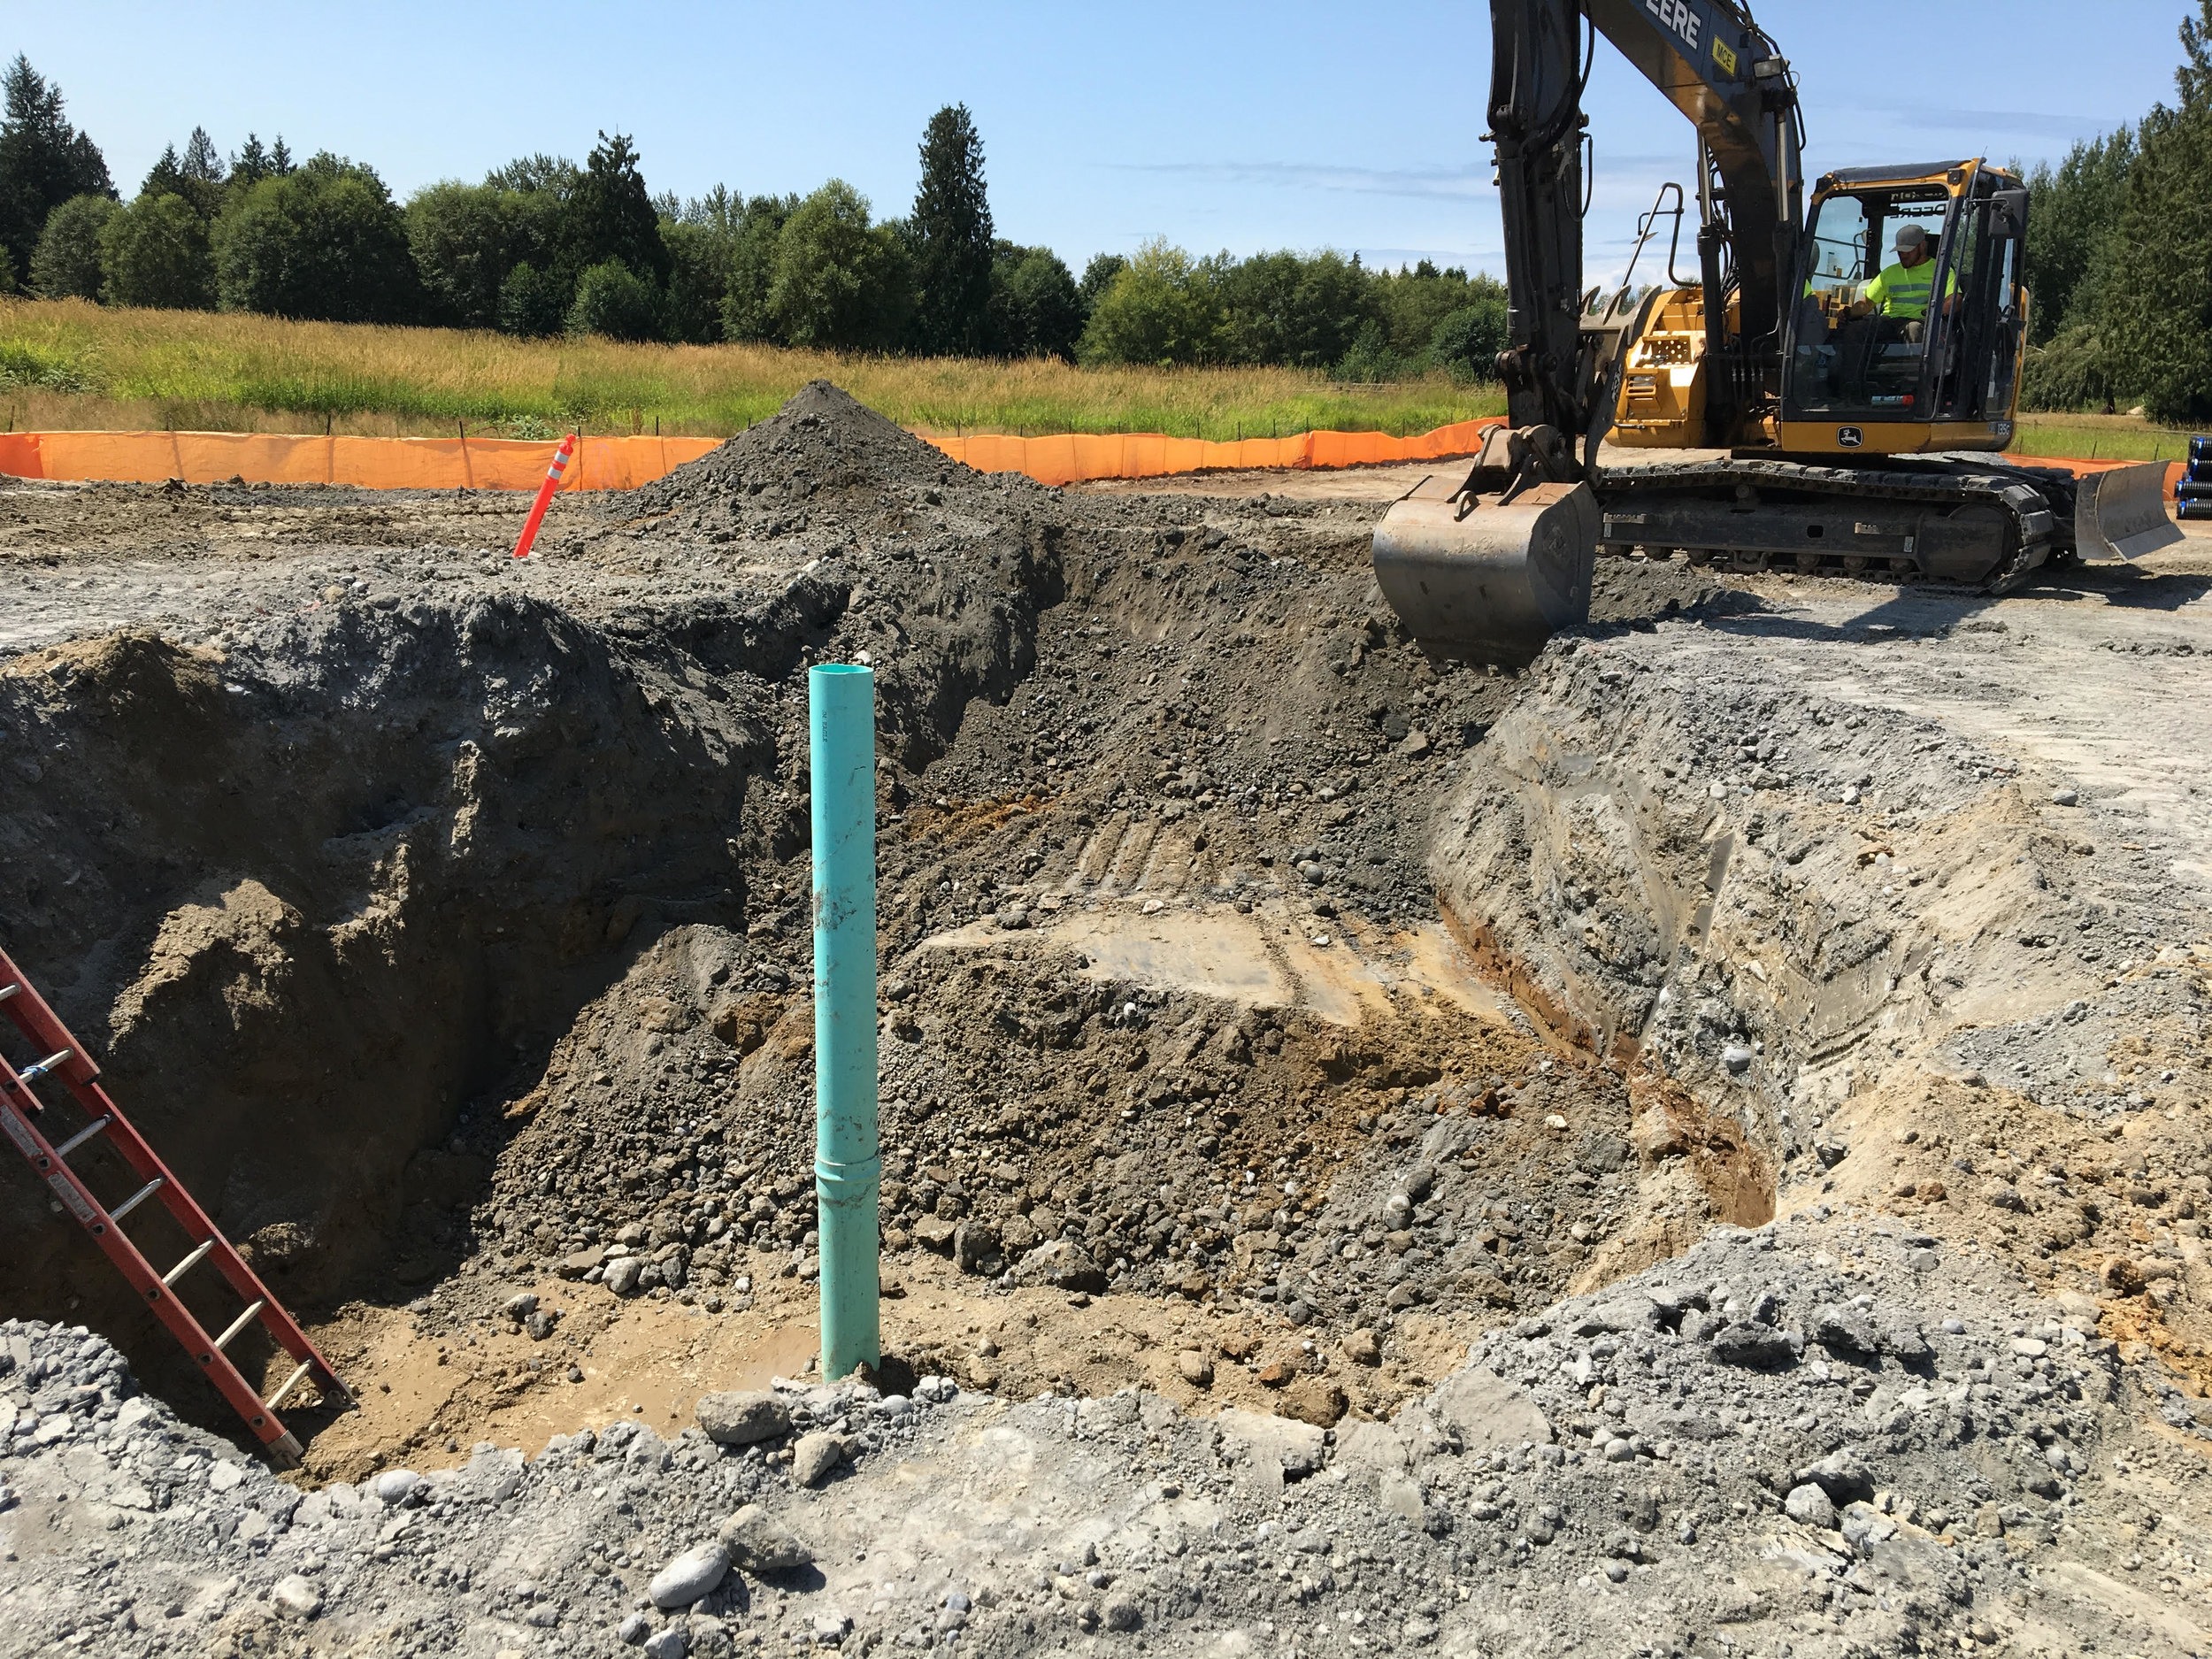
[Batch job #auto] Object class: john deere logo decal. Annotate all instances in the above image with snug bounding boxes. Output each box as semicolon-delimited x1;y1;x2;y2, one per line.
1837;426;1864;448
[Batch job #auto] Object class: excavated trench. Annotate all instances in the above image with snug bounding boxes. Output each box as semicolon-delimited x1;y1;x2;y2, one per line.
0;387;1861;1465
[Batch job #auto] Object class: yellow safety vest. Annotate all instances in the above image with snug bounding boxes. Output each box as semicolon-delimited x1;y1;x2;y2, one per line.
1863;257;1956;319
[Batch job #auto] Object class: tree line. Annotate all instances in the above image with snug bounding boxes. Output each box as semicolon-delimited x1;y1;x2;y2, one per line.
2020;1;2212;423
0;58;1507;381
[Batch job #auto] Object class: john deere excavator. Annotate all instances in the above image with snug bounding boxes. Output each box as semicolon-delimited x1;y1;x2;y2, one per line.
1372;0;2181;662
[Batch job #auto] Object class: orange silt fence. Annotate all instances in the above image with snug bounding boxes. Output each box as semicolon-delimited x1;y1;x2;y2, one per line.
0;430;722;492
924;416;1503;487
0;416;1507;494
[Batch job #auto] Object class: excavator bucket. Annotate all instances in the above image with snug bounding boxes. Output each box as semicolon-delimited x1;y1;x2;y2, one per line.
2075;461;2185;561
1371;471;1601;665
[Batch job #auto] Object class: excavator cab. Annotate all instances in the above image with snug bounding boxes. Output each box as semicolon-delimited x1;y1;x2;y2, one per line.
1778;160;2026;456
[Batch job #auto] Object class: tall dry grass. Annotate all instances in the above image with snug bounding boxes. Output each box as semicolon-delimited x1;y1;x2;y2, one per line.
0;299;1504;442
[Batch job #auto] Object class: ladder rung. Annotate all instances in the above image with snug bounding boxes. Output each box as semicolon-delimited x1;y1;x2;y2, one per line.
265;1359;314;1411
109;1176;165;1220
0;982;18;1002
13;1048;72;1085
214;1300;266;1352
50;1115;111;1158
162;1239;218;1286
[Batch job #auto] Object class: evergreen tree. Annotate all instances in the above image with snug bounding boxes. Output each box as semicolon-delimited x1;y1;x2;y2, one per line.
2097;0;2212;422
230;134;273;192
269;136;294;175
2021;128;2135;344
0;56;111;278
142;130;227;221
910;104;994;356
568;132;667;284
718;193;798;342
182;127;223;187
988;243;1082;359
1077;252;1125;315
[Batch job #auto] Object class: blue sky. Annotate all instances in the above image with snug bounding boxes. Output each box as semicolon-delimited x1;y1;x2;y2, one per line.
8;1;2194;283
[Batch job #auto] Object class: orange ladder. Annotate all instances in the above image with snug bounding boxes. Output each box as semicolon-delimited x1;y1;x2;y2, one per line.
0;944;347;1463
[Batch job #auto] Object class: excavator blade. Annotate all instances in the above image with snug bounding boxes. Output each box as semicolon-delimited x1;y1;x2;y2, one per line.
2075;461;2185;561
1371;473;1601;665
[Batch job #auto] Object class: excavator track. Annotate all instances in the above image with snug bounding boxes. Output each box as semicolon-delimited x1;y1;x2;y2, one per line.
1591;456;2080;591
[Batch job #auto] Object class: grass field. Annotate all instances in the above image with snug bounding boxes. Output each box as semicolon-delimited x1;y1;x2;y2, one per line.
0;299;1504;443
2011;417;2200;464
2;300;2192;461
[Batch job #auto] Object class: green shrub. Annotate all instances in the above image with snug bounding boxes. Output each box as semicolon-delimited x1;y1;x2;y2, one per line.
1331;318;1409;383
0;339;96;391
566;257;663;342
28;190;112;298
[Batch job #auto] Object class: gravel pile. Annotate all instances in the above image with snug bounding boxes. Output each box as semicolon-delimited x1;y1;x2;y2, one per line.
6;1210;2203;1658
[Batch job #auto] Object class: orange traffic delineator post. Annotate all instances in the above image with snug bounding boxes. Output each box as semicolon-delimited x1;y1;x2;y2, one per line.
511;432;577;558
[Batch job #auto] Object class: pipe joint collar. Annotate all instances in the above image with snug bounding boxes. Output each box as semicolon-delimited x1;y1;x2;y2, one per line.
814;1154;881;1206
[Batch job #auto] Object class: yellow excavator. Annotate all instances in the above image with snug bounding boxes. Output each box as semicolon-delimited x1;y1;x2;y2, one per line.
1372;0;2180;662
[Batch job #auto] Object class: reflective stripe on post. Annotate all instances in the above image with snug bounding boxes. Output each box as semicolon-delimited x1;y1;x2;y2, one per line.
511;433;577;559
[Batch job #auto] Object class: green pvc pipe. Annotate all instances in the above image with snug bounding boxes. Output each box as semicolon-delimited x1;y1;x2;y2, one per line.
810;663;880;1379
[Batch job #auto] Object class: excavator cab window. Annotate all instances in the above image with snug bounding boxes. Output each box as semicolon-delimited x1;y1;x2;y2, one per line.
1928;186;2028;421
1784;185;1955;423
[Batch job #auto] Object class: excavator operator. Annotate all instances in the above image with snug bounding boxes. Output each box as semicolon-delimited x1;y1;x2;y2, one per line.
1851;223;1956;342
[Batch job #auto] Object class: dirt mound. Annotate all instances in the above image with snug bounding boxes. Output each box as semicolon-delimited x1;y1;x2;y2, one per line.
626;380;1034;541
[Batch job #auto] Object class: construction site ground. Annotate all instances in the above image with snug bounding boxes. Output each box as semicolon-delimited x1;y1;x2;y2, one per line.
2;388;2209;1659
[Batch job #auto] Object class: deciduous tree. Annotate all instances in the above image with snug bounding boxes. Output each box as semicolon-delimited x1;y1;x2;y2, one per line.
771;180;910;350
29;191;115;299
99;192;212;309
215;152;419;322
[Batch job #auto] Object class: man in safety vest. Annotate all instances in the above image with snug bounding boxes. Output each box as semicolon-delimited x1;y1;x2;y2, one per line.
1851;222;1955;342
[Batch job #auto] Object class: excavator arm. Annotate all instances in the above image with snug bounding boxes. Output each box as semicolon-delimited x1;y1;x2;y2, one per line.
1373;0;1803;663
1489;0;1801;454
